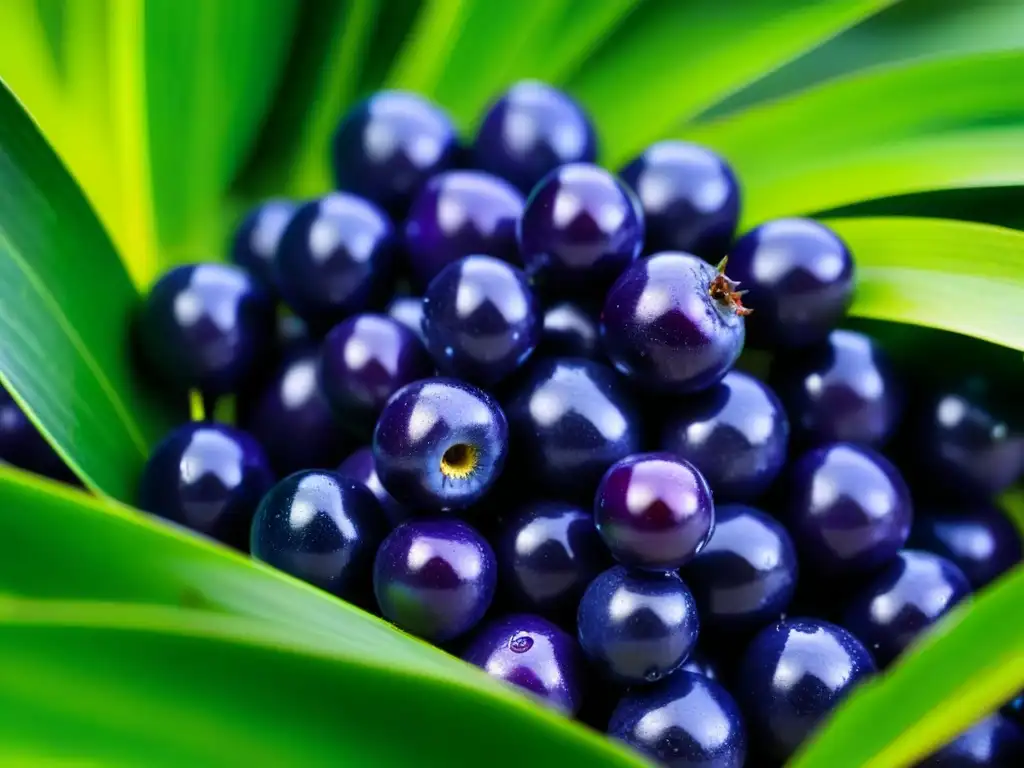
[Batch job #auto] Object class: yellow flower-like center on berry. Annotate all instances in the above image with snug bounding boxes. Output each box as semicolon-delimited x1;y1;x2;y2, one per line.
440;443;478;479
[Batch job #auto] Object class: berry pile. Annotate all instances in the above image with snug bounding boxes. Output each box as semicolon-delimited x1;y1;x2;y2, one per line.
58;82;1022;766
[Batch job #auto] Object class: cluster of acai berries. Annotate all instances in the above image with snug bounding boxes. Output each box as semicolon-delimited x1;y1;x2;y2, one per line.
31;82;1020;766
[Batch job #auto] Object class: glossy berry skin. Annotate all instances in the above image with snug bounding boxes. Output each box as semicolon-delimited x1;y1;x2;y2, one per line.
726;218;854;348
842;550;971;666
771;329;902;448
386;295;427;344
496;501;610;618
602;252;746;394
739;618;876;762
786;443;912;574
230;199;296;293
918;715;1024;767
373;378;508;511
331;90;459;216
660;371;789;501
137;263;275;396
537;301;601;360
683;504;798;633
474;81;597;195
374;519;496;642
595;452;715;570
422;255;541;385
405;170;525;287
505;358;640;500
578;566;699;685
619;140;741;261
0;385;76;483
609;671;747;768
336;446;413;528
241;347;350;477
251;470;386;600
910;505;1022;589
320;313;432;435
518;163;643;293
463;614;583;715
679;653;718;681
275;193;397;331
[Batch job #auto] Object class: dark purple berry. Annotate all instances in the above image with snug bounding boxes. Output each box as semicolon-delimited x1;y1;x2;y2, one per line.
230;199;296;293
679;652;718;680
910;504;1022;589
336;446;414;528
0;384;77;484
537;301;601;360
386;295;427;344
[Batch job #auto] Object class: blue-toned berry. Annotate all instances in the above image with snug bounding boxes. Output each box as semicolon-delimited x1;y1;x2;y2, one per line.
337;446;414;528
739;618;876;762
619;140;741;261
0;384;76;483
374;519;496;642
602;252;747;394
683;504;797;633
422;255;541;385
137;264;275;396
405;170;525;287
609;671;747;768
726;218;854;348
275;193;397;331
772;329;902;448
463;613;583;715
230;199;296;293
595;452;715;570
496;500;610;619
331;91;459;216
787;443;912;574
661;370;789;501
251;470;386;600
578;566;699;685
842;550;971;666
139;423;274;551
474;81;597;195
910;504;1022;589
537;301;601;360
386;295;427;344
320;313;432;435
505;358;640;501
679;652;718;681
518;163;643;294
918;715;1024;767
373;378;508;511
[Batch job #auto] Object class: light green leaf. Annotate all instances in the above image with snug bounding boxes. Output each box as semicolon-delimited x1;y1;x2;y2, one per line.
385;0;472;96
567;0;897;167
825;217;1024;351
679;51;1024;226
0;80;176;500
795;565;1024;768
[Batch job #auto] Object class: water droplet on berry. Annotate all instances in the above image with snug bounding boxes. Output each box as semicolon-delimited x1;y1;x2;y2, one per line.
509;634;533;653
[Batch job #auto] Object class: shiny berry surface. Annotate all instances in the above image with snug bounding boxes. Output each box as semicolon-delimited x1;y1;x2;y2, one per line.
739;618;876;762
373;378;508;510
679;652;718;681
505;357;640;501
230;199;296;293
601;252;746;394
619;140;740;261
374;519;496;642
910;505;1022;589
496;500;610;618
660;370;789;501
772;329;902;448
137;263;275;396
917;715;1024;767
518;163;643;293
726;218;854;348
683;504;797;633
0;384;76;483
578;566;699;685
251;470;386;600
138;423;274;550
537;301;601;360
786;443;912;574
609;671;747;768
336;446;413;528
594;452;715;570
842;549;971;666
462;613;583;715
331;90;459;216
386;295;427;343
474;81;597;195
422;255;541;385
405;170;525;287
275;193;397;331
320;313;433;435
